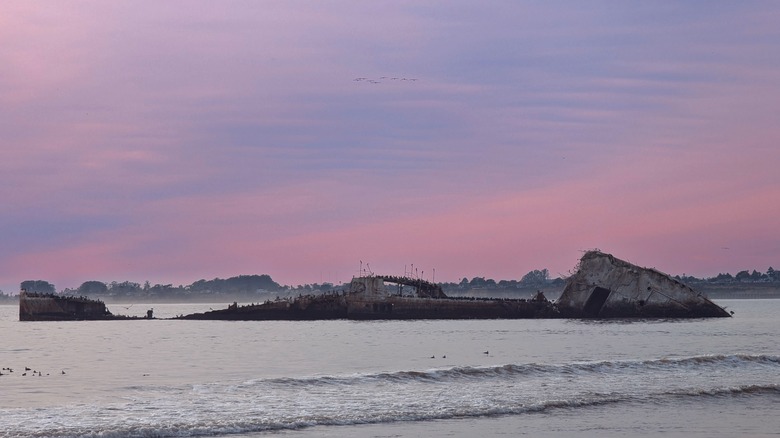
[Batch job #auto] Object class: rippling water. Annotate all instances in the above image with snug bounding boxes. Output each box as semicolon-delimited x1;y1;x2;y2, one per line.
0;299;778;437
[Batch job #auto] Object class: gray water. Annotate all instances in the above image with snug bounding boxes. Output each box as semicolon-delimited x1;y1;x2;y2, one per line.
0;299;777;437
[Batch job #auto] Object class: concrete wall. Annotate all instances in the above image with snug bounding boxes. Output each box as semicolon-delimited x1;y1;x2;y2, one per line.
348;277;388;297
19;292;110;321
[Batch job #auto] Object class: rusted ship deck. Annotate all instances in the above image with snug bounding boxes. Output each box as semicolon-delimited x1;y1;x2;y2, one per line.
180;285;557;321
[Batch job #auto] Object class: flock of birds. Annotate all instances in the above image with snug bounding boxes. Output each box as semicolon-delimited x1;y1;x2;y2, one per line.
0;366;65;377
430;350;490;359
353;76;419;84
4;350;492;377
4;350;491;377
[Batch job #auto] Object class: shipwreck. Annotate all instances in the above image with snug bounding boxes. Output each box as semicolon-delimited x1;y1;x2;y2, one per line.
19;290;115;321
19;290;153;321
556;251;731;318
180;275;558;320
17;251;731;321
182;252;730;321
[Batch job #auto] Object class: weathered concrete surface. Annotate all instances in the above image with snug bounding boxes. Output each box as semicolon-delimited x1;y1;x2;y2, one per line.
19;291;153;321
19;291;114;321
557;251;731;318
346;295;556;320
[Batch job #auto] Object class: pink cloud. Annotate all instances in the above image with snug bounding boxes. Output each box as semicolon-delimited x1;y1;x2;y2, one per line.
3;2;780;293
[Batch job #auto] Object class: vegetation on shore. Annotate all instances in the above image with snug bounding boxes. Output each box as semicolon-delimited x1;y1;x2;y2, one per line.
2;267;779;304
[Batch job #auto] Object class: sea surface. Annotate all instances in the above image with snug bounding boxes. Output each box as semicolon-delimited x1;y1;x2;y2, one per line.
0;299;778;438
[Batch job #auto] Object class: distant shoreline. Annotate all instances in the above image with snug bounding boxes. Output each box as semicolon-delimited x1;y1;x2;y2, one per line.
694;283;780;299
2;283;779;305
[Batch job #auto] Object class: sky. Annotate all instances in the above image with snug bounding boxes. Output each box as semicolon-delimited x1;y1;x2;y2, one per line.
2;1;779;292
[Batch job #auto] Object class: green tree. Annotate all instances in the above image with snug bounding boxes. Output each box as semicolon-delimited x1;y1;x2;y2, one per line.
735;270;751;282
520;269;549;287
469;277;487;288
710;273;733;282
109;281;142;296
78;281;108;296
20;280;55;294
750;270;765;281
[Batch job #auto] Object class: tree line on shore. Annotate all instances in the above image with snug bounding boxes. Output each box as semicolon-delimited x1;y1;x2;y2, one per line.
1;266;778;303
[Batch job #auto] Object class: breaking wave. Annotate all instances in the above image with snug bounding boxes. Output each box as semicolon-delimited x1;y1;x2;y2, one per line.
2;354;778;438
251;353;780;387
4;384;778;438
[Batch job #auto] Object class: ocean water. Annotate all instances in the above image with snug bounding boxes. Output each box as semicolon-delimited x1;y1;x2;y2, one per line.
0;299;777;438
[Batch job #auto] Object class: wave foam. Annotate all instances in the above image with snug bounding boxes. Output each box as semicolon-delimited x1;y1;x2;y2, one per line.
247;353;780;388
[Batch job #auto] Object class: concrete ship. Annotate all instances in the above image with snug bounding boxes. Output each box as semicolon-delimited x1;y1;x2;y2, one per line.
180;275;559;320
19;290;115;321
556;251;731;318
17;251;730;321
19;290;153;321
181;252;730;321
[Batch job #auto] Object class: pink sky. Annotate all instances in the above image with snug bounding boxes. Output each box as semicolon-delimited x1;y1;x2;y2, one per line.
2;2;779;292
